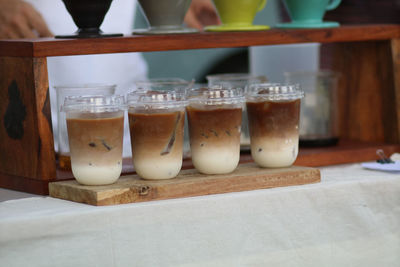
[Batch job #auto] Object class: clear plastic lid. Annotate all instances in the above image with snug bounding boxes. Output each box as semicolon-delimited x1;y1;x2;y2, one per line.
134;78;194;93
188;86;245;106
247;84;304;101
54;83;116;91
62;95;126;113
206;73;268;88
127;90;187;110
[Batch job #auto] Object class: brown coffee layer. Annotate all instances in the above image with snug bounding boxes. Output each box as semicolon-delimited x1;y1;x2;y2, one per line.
186;106;242;148
247;100;300;139
66;116;124;165
128;111;184;158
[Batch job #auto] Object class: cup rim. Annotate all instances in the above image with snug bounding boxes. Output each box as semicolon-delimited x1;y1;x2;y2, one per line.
62;94;126;113
135;78;193;86
54;83;116;90
206;73;267;82
127;90;187;110
187;86;245;105
246;83;305;101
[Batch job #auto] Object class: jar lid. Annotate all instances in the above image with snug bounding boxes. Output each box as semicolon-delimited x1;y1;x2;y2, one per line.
247;84;304;101
62;95;126;113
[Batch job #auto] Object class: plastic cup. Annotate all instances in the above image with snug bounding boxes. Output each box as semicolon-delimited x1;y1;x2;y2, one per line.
246;84;304;168
55;84;116;170
187;86;244;174
135;78;194;159
206;73;267;148
127;90;186;180
63;95;125;185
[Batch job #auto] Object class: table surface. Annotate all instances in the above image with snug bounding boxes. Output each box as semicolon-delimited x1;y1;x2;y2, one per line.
1;163;399;267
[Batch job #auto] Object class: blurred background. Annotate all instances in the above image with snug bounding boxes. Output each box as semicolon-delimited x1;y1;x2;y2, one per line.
133;0;281;83
133;0;400;83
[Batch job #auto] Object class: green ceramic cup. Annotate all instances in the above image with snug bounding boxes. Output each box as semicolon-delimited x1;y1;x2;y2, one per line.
212;0;267;27
284;0;341;23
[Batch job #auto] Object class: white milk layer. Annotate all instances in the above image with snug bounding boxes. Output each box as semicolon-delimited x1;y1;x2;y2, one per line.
71;163;122;185
191;147;240;174
251;136;299;168
134;157;182;180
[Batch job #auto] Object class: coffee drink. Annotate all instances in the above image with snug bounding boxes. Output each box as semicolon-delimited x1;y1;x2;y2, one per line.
187;87;244;174
246;84;304;168
64;95;125;185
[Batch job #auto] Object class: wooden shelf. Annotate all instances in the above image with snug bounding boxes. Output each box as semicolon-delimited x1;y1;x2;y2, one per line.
1;23;399;195
1;24;400;57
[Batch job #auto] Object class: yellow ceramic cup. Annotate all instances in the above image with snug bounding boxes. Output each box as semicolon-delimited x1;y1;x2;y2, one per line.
213;0;267;27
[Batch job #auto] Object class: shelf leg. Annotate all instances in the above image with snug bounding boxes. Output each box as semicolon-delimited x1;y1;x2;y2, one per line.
0;56;56;194
321;40;399;144
391;38;400;144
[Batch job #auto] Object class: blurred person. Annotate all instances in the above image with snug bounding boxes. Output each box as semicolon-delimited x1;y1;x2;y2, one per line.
0;0;219;157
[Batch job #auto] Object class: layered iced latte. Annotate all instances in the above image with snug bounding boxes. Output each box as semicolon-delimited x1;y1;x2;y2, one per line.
64;95;125;185
246;84;304;168
128;90;186;180
187;87;244;174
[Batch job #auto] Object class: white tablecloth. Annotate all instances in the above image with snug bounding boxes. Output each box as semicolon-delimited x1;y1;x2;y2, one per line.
1;164;399;267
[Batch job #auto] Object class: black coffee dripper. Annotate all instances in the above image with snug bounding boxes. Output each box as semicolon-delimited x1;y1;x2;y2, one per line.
55;0;122;39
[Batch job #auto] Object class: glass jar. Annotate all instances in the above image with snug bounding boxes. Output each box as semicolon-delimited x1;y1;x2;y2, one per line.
284;70;340;146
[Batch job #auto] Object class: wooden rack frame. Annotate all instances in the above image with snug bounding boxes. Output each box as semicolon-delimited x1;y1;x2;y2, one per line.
1;24;400;194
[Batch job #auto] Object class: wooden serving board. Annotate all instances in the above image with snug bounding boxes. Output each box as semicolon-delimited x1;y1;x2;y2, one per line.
49;163;320;206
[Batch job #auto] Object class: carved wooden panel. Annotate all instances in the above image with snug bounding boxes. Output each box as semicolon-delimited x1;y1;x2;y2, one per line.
0;56;56;180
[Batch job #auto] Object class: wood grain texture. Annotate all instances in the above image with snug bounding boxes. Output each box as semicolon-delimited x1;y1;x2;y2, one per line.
323;41;399;143
1;25;400;57
0;172;58;195
324;0;400;25
49;163;320;206
0;56;56;180
295;141;400;167
391;38;400;143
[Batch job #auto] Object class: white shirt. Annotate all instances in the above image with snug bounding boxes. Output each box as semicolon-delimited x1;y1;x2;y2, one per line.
26;0;148;157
